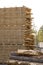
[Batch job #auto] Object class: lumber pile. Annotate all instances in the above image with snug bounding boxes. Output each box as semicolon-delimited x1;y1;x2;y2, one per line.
24;7;34;49
0;6;35;62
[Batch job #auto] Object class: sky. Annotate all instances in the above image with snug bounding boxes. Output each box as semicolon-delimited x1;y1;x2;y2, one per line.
0;0;43;31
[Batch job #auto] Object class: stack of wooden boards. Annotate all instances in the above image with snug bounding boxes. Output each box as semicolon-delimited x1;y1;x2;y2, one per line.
0;6;34;62
24;7;34;49
7;62;30;65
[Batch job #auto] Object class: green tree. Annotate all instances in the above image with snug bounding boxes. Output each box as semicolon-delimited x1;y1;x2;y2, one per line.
38;25;43;42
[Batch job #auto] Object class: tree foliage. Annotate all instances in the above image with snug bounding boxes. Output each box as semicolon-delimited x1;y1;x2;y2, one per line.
38;25;43;42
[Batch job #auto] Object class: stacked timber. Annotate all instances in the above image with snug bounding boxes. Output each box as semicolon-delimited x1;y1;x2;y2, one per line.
0;6;35;62
7;62;30;65
8;62;18;65
24;7;34;49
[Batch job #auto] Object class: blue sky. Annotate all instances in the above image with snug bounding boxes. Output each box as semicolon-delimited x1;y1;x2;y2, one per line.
0;0;43;31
